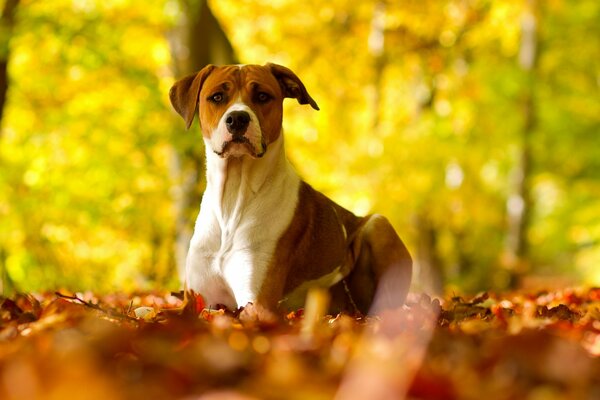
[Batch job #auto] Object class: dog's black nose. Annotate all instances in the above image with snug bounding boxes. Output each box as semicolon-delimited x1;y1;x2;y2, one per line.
225;111;250;135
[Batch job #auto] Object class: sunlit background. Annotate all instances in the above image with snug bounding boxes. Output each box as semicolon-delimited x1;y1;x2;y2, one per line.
0;0;598;295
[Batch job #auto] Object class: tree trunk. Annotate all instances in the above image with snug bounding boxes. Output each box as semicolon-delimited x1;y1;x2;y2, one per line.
0;0;20;295
168;0;236;282
505;0;538;287
415;214;444;295
0;0;20;133
368;1;386;133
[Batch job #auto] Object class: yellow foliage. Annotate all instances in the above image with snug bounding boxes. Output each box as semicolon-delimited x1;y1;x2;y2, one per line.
0;0;598;293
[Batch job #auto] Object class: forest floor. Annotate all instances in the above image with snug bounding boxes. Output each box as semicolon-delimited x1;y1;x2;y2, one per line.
0;287;599;400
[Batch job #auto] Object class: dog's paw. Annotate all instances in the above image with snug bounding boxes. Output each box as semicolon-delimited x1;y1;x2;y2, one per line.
238;302;279;325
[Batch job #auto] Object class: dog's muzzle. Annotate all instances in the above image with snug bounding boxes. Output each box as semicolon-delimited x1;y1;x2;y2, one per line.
214;109;267;158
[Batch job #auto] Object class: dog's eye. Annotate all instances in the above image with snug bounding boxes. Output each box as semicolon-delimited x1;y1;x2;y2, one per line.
209;93;224;103
256;92;272;103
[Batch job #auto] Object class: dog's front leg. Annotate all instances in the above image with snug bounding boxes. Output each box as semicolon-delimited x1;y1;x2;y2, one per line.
223;250;279;323
186;245;237;310
221;251;259;307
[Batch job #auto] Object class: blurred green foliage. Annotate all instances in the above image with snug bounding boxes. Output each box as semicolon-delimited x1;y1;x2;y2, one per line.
0;0;179;292
0;0;598;294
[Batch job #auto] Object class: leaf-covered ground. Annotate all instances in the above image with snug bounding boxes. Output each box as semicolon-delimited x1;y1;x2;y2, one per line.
1;288;599;400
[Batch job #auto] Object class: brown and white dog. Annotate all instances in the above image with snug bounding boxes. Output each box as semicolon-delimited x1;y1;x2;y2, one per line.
169;63;411;319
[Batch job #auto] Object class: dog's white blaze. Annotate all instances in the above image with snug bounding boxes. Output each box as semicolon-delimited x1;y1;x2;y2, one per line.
186;133;299;309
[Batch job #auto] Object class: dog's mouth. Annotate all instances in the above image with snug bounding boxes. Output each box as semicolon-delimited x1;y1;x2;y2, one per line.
214;136;266;158
230;135;248;144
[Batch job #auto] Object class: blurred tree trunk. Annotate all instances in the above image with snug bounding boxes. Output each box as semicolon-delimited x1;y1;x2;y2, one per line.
0;0;19;133
415;214;444;295
368;1;385;132
505;0;538;287
0;0;20;295
168;0;236;282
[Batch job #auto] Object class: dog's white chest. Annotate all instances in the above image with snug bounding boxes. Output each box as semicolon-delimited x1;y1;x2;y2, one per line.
185;138;300;309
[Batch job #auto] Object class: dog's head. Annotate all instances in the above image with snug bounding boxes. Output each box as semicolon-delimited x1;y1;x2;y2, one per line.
169;63;319;159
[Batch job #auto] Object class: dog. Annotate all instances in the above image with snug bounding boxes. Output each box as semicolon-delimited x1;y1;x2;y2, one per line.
169;63;412;319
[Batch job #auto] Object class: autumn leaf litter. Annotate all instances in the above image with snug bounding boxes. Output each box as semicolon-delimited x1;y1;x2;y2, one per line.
0;288;599;399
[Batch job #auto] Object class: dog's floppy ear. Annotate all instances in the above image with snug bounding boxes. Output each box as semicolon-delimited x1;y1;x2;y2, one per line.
267;63;319;111
169;65;215;129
